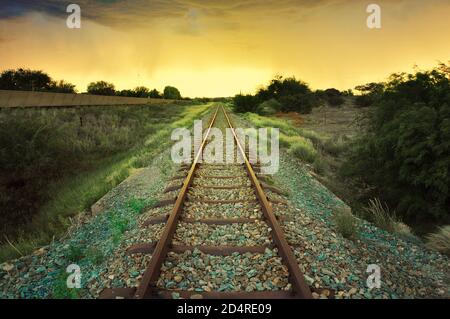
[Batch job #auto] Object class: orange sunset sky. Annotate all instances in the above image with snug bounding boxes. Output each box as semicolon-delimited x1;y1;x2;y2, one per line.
0;0;449;97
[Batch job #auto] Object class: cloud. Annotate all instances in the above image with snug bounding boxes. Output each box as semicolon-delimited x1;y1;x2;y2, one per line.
0;0;346;28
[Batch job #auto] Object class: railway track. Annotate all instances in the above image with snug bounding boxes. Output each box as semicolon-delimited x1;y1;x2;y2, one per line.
100;105;312;299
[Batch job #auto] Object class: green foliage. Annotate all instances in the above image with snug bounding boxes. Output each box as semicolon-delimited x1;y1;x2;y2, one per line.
312;157;327;175
256;98;281;115
322;135;349;156
233;94;259;113
85;246;105;265
426;225;450;256
317;88;345;107
49;80;77;93
0;102;209;261
288;137;317;164
87;81;115;96
354;82;384;108
66;244;84;262
52;271;80;299
149;89;162;98
363;198;403;234
0;68;76;93
110;214;130;245
278;93;315;113
163;86;182;99
0;68;52;91
127;197;147;214
234;75;318;114
343;64;450;227
332;207;359;240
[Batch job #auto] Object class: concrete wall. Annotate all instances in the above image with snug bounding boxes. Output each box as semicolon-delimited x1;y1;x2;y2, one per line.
0;90;171;108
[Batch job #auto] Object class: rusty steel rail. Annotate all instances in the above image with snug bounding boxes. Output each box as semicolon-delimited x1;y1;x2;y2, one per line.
100;104;312;299
134;106;219;299
221;105;312;299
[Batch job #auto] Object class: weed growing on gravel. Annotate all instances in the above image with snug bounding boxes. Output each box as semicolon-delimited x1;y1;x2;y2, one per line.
52;271;80;299
65;244;84;262
426;226;450;256
332;206;359;240
364;199;403;234
110;214;130;245
288;138;317;164
127;198;147;214
85;246;105;265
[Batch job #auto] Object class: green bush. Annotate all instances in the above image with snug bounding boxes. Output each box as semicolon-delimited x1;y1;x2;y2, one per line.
426;225;450;256
342;63;450;227
363;198;404;234
313;157;327;175
256;98;281;115
66;244;84;262
233;94;259;113
288;138;317;164
332;206;359;240
278;93;315;114
322;135;348;156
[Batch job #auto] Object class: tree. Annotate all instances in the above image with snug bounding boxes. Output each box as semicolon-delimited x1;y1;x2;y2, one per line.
87;81;115;96
133;86;150;98
233;94;259;113
116;89;135;97
324;88;344;107
149;89;162;98
0;68;52;91
354;82;385;107
278;93;316;113
163;86;181;99
342;63;450;227
256;76;310;101
49;80;77;93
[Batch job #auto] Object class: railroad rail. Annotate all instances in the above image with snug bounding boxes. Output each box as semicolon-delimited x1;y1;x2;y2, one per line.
100;105;312;299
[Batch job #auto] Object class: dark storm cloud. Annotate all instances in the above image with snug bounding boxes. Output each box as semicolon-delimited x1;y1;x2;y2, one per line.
0;0;342;24
1;0;445;28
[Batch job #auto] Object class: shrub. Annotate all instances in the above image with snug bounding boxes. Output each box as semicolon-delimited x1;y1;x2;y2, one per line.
288;137;317;163
426;226;450;256
327;95;345;107
256;98;281;115
278;93;315;114
233;94;259;113
87;81;115;96
66;244;84;262
313;157;327;175
86;247;104;265
343;63;450;227
322;135;348;156
163;86;182;99
52;271;80;299
354;95;374;108
332;206;359;240
364;198;403;234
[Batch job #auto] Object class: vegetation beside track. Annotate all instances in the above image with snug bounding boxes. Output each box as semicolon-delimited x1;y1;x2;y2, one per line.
0;102;211;262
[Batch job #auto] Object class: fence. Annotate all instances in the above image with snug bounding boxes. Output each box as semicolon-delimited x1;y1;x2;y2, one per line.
0;90;172;108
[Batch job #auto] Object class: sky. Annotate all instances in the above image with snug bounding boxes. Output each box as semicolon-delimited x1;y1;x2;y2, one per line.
0;0;449;97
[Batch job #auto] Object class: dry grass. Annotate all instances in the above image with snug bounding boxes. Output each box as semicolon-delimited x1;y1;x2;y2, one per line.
363;198;411;235
426;226;450;256
332;206;359;240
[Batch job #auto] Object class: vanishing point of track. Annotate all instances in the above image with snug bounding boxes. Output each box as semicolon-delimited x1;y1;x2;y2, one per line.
100;105;312;299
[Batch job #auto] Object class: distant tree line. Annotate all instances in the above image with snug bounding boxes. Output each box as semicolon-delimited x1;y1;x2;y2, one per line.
0;68;76;93
0;68;183;100
233;75;351;115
